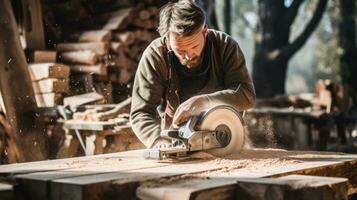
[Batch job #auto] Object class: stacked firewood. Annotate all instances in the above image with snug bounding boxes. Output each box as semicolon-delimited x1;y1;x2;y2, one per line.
52;2;161;103
28;51;70;107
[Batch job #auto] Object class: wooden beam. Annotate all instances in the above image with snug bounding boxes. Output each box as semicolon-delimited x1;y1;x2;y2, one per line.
63;92;104;110
35;93;63;107
59;51;98;65
0;149;355;199
32;51;57;63
32;78;69;94
49;150;356;200
235;175;348;200
28;63;70;81
0;183;13;200
139;175;348;200
78;30;112;42
114;32;136;45
0;150;144;176
137;178;237;200
69;64;107;76
23;0;45;50
103;8;133;30
0;0;46;162
57;42;109;56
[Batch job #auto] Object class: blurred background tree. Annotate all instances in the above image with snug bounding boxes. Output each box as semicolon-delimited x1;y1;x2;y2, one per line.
252;0;328;98
213;0;344;97
206;0;357;109
337;0;357;116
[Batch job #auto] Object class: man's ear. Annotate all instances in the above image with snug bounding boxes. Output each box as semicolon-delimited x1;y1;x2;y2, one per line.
165;34;172;51
202;25;208;37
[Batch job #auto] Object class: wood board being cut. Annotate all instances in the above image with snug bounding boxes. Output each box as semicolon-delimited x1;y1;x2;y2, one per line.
0;148;355;200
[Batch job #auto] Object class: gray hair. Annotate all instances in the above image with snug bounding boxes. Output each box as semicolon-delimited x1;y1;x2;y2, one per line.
157;0;206;37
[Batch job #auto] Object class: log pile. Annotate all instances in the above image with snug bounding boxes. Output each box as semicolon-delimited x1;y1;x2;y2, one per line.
28;51;70;107
49;1;162;103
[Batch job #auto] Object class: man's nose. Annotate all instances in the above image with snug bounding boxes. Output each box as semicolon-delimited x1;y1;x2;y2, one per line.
184;52;193;60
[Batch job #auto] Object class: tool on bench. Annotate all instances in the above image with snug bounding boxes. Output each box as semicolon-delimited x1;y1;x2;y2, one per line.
144;105;245;160
57;105;87;153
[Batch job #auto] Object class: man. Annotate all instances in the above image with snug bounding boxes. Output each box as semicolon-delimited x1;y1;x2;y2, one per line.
130;0;256;148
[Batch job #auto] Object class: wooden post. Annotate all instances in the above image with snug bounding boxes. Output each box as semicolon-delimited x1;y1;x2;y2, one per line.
0;0;47;162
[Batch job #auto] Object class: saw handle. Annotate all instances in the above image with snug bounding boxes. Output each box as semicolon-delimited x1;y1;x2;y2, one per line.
160;129;180;139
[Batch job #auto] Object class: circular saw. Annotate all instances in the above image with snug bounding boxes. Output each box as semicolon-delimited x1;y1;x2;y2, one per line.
144;105;245;160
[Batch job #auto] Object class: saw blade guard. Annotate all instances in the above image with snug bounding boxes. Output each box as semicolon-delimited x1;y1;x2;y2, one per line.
197;105;245;156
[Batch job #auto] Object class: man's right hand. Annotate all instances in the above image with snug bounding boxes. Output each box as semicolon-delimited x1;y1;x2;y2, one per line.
151;138;173;149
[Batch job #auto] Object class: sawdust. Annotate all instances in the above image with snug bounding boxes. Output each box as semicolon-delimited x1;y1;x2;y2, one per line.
141;148;348;189
190;152;216;159
64;157;122;168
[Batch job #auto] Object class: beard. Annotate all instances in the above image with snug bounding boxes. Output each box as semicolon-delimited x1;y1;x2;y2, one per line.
178;55;201;69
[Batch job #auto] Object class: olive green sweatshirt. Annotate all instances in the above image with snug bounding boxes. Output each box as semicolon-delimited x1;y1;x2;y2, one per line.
130;29;256;148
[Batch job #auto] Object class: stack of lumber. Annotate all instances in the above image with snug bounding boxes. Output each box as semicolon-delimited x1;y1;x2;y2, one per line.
57;41;109;76
55;5;159;83
28;51;70;107
50;1;161;103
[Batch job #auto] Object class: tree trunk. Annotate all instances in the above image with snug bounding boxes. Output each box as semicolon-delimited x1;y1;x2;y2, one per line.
338;0;357;116
198;0;219;30
253;0;328;98
253;56;289;98
224;0;231;34
253;1;290;98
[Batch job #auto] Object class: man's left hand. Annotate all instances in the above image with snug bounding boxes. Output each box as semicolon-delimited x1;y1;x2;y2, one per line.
172;95;210;127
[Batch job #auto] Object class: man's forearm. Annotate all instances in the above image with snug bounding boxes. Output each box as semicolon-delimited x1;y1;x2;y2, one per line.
206;82;256;111
130;112;161;148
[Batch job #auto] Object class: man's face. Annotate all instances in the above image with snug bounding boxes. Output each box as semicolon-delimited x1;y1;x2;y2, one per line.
168;26;208;69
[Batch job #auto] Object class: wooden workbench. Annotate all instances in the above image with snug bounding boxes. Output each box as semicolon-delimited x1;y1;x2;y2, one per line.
0;148;356;199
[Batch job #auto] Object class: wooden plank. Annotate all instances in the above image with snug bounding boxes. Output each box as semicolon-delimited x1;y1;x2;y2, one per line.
87;97;131;121
63;92;104;109
0;150;145;176
28;63;70;81
137;178;237;200
62;120;118;131
14;157;167;200
0;149;356;199
0;183;13;200
235;175;347;200
35;93;63;107
138;175;348;200
78;30;112;42
114;32;136;45
57;43;109;56
32;51;57;63
49;159;226;200
70;64;107;76
59;50;98;65
50;150;357;200
24;0;45;50
103;8;133;30
32;78;69;94
0;0;47;162
248;107;326;119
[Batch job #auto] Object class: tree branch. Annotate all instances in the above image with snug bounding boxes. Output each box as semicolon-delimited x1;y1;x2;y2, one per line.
279;0;328;60
285;0;305;26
